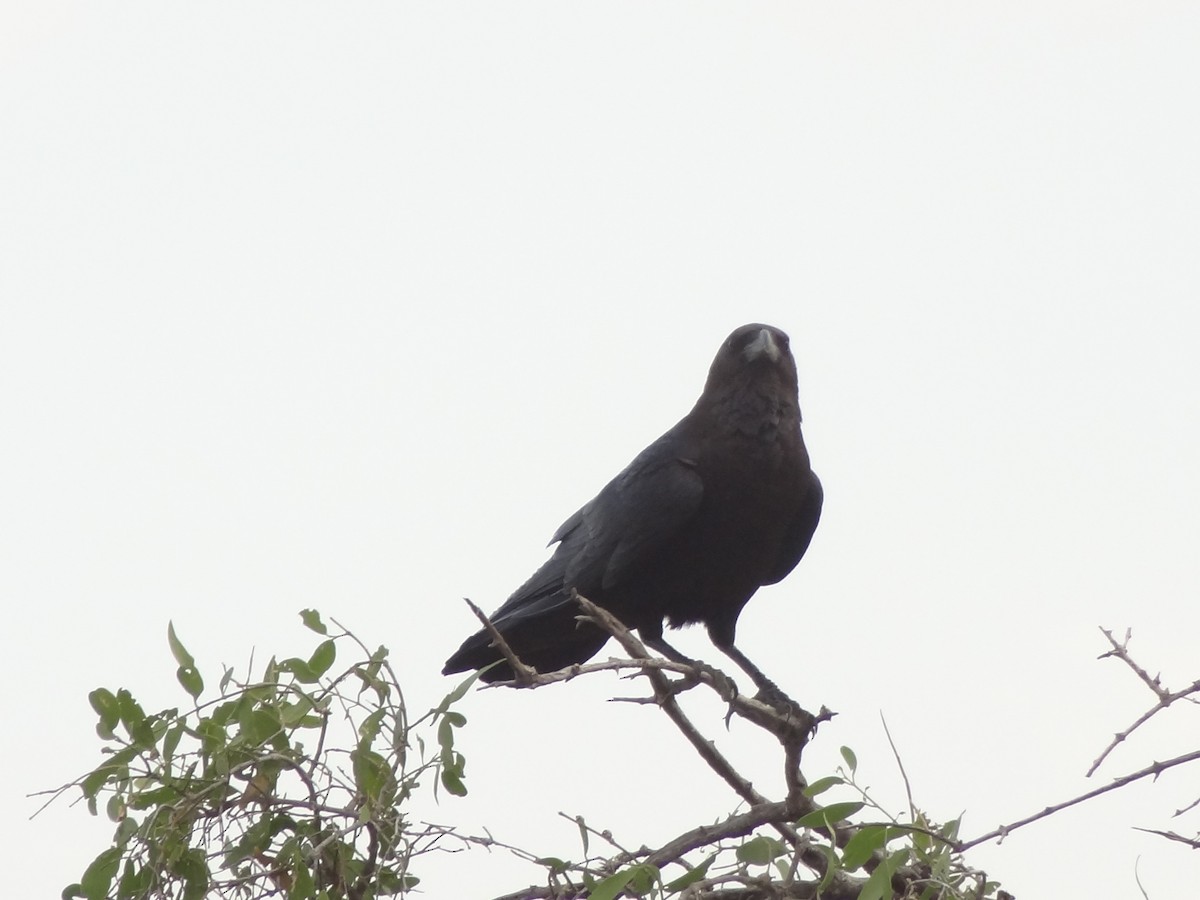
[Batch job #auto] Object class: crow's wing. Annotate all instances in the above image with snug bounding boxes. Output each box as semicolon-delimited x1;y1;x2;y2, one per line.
487;428;704;629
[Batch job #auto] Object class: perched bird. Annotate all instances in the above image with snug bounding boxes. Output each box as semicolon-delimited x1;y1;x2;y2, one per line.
442;323;822;696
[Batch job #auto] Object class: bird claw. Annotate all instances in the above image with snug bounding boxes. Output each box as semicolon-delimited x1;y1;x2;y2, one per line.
684;661;741;726
751;682;818;738
692;661;739;704
664;660;739;705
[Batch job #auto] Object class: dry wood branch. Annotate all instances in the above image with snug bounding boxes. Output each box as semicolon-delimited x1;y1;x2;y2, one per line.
571;597;797;831
1131;826;1200;849
465;598;539;685
570;594;875;891
958;747;1200;852
1098;627;1169;700
1089;627;1200;776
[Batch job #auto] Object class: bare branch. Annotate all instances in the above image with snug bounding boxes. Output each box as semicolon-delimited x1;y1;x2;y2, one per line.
465;597;539;685
959;748;1200;852
1089;627;1200;775
1132;826;1200;849
881;712;916;821
1098;627;1169;700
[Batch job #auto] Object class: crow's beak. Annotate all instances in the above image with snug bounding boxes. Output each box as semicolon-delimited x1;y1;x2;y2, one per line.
743;327;781;364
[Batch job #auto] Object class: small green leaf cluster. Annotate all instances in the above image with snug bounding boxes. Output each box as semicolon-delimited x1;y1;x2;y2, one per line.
56;611;476;900
784;744;1002;900
506;743;1006;900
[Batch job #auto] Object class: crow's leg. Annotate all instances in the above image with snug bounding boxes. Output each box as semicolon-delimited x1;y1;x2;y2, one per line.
718;642;783;698
716;641;811;720
639;629;739;702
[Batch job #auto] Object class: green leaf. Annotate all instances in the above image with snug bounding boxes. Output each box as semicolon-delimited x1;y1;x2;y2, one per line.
437;711;466;756
176;665;204;700
299;608;328;635
117;862;153;897
840;745;857;773
627;864;658;895
116;690;154;749
61;884;84;899
104;793;125;823
587;867;636;900
79;745;139;803
80;847;120;900
195;717;229;755
176;849;209;900
280;694;315;728
736;835;784;866
278;657;318;684
162;721;186;760
939;816;962;842
535;858;571;876
803;775;843;797
438;741;468;798
209;697;242;727
88;688;120;735
352;748;394;802
353;665;388;703
307;639;336;677
574;814;589;857
357;707;386;750
816;844;841;892
440;767;467;797
664;857;712;891
857;847;909;900
794;801;865;829
857;864;889;900
167;621;195;667
437;667;489;715
113;816;138;848
80;767;110;802
289;847;316;899
910;813;934;855
129;785;181;810
240;707;283;746
374;870;419;893
841;825;888;871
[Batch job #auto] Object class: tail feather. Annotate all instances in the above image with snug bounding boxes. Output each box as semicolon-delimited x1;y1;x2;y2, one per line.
442;595;610;680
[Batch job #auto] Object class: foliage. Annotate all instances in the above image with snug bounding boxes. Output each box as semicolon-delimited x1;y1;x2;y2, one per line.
49;611;479;900
45;609;1198;899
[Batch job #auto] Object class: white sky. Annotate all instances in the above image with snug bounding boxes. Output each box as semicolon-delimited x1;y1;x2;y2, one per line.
3;3;1199;898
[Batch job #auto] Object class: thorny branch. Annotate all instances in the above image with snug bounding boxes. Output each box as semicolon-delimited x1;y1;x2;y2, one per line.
1088;626;1200;776
956;748;1200;852
474;594;935;900
475;611;1200;898
466;598;539;685
957;628;1200;854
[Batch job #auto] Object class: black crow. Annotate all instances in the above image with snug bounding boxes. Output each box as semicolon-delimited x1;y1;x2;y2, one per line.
443;323;822;696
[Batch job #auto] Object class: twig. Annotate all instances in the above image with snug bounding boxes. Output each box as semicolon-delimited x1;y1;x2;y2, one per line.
1175;795;1200;817
1134;857;1151;900
572;594;861;888
572;599;783;816
464;598;539;685
1132;826;1200;849
880;713;916;821
556;811;634;858
958;748;1200;851
1098;627;1168;700
1089;627;1200;776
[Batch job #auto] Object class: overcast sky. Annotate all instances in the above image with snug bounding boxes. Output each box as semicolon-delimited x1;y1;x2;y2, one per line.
4;3;1199;898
